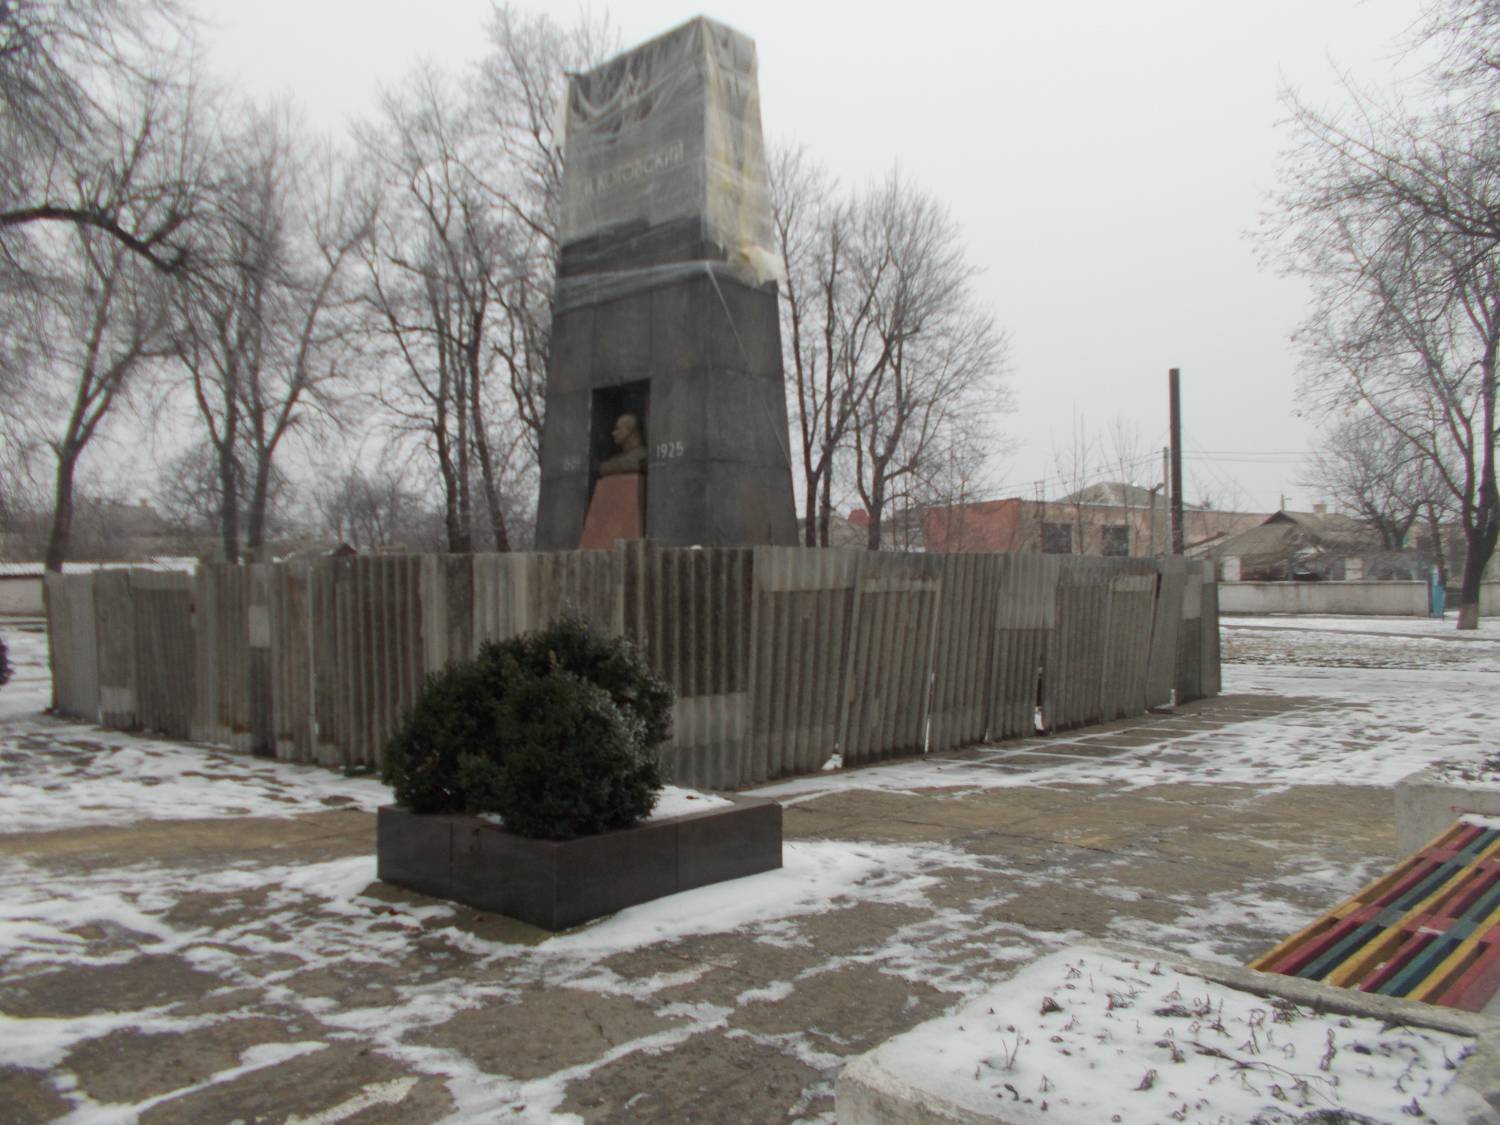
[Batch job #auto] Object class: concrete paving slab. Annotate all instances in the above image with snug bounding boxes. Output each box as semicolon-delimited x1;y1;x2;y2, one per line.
0;669;1465;1121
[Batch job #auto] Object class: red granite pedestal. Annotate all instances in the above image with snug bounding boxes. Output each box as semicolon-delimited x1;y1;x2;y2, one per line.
579;473;644;548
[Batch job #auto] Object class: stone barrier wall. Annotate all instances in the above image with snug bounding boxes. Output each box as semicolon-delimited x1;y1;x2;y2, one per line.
45;545;1221;789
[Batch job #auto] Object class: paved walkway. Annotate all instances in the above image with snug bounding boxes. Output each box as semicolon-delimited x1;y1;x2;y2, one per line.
0;679;1403;1124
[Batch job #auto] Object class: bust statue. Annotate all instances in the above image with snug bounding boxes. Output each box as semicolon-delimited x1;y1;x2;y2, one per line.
599;412;647;476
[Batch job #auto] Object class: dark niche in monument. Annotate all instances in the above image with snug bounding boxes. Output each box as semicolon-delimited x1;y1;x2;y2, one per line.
534;17;798;551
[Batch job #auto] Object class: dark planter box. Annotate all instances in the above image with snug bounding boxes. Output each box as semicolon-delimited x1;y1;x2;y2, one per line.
377;795;783;931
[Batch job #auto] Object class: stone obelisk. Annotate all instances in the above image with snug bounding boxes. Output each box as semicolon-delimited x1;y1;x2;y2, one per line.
533;17;798;550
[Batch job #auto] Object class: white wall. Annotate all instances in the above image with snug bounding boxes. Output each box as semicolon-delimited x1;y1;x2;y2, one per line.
0;576;44;615
1219;580;1428;617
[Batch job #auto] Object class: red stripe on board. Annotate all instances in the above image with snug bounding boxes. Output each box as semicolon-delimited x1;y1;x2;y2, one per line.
1433;939;1500;1012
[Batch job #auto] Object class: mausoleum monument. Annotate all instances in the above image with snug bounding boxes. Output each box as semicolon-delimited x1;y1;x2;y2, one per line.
534;17;799;550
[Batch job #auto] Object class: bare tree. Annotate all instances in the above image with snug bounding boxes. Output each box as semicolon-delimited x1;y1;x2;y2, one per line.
154;438;290;548
472;5;615;464
355;65;509;553
1301;412;1441;548
313;464;444;552
1270;1;1500;626
38;233;169;569
171;102;365;562
772;155;1008;549
771;145;884;547
1;1;203;273
355;9;610;556
5;66;198;571
847;172;1008;551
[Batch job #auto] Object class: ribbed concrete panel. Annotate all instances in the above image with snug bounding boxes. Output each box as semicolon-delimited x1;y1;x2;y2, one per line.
1146;558;1185;708
1200;569;1222;696
60;547;1223;786
992;555;1057;738
333;554;429;770
329;555;358;767
270;562;315;762
247;564;273;755
440;554;475;666
839;552;943;765
643;546;753;790
308;561;341;764
928;553;1002;752
1050;561;1111;731
212;564;257;755
130;570;195;740
94;570;137;730
1103;572;1158;720
191;567;223;745
45;573;98;721
747;547;859;784
1176;568;1206;704
471;550;618;645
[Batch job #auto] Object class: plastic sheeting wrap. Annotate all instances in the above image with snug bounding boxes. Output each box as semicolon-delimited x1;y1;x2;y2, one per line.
557;17;779;310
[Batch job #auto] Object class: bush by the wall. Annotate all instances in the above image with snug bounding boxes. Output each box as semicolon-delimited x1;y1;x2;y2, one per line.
382;616;672;837
459;672;663;840
382;648;521;814
495;616;672;749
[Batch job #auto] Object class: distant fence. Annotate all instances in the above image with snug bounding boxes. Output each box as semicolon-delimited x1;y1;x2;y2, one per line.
45;545;1220;790
1219;580;1431;617
1219;580;1500;618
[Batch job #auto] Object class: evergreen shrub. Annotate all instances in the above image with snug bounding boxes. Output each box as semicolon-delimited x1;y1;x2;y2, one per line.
382;616;671;838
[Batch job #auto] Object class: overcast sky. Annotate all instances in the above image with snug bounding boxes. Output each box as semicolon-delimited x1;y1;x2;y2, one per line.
202;0;1422;515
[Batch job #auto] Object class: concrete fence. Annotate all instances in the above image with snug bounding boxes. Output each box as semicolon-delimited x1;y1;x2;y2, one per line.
45;545;1221;790
1219;580;1500;617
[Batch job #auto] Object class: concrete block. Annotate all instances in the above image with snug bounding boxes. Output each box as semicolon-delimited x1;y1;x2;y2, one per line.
378;795;782;931
836;941;1500;1124
1396;767;1500;855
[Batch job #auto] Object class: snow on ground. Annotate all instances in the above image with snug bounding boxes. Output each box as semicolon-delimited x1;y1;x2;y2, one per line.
1226;613;1500;638
863;947;1489;1124
755;665;1500;802
0;624;49;722
1225;616;1500;672
0;837;987;1121
2;613;1497;1120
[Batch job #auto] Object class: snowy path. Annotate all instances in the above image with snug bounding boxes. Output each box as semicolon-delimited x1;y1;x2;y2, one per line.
0;613;1496;1121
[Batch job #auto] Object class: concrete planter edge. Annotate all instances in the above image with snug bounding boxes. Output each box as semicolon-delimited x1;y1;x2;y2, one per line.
376;794;782;931
1395;767;1500;856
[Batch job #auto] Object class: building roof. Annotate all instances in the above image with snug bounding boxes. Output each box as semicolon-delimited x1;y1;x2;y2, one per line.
1212;510;1378;568
1061;482;1168;508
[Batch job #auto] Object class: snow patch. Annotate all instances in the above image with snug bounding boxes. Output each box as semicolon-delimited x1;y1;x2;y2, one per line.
865;948;1488;1124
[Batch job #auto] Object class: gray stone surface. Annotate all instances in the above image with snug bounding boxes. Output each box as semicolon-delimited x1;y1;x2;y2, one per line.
535;18;796;550
1;687;1430;1122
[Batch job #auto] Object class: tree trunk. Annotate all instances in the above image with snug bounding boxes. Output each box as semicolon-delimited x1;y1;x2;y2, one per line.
818;470;833;548
865;475;884;551
802;465;818;547
246;452;271;555
217;439;240;564
44;451;79;572
1425;503;1449;588
468;366;510;553
1455;522;1498;629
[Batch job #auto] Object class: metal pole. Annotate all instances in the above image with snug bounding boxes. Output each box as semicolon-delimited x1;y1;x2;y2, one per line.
1169;368;1184;555
1160;448;1169;555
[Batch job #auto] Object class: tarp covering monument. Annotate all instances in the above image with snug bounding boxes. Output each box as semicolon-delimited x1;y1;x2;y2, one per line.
534;17;798;550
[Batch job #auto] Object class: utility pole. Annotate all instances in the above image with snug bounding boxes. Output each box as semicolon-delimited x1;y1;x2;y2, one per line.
1169;368;1184;555
1160;447;1169;555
